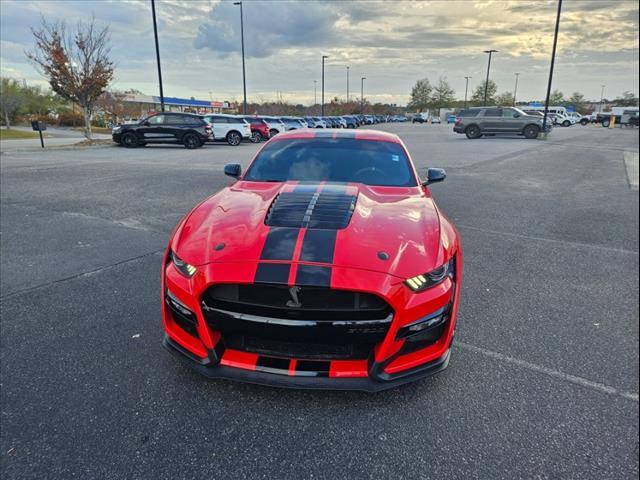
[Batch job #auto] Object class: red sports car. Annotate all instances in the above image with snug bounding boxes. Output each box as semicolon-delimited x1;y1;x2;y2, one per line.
162;129;462;391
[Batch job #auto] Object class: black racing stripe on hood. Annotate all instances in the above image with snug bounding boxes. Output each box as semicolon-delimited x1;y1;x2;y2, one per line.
295;265;331;287
260;227;298;260
255;263;290;284
299;229;337;264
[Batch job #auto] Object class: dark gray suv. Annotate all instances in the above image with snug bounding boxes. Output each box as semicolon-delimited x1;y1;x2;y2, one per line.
453;107;549;139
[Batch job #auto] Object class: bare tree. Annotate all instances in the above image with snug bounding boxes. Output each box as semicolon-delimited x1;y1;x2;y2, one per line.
0;78;25;128
26;17;114;139
430;77;456;111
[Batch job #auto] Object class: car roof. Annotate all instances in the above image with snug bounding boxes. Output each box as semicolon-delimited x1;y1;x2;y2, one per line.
270;128;402;144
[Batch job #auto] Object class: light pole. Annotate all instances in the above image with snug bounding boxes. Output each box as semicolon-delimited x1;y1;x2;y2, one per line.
542;0;562;135
361;76;366;114
321;55;328;116
314;80;317;110
599;84;605;112
346;66;350;103
483;49;498;105
513;73;520;106
233;1;247;114
151;0;165;112
464;76;471;109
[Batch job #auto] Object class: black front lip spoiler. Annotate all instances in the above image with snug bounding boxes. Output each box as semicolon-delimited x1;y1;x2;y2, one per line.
162;334;451;392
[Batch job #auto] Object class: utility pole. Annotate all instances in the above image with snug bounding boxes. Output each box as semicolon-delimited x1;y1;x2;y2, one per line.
346;66;350;103
542;0;562;135
483;49;498;105
151;0;165;111
464;76;471;109
233;1;247;114
599;84;605;112
361;77;366;114
513;73;520;106
321;55;328;116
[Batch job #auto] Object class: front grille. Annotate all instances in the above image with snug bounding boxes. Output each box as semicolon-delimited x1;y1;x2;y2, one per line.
203;284;391;320
201;284;393;359
265;191;357;229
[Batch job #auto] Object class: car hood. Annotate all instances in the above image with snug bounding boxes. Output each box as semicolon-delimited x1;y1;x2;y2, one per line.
172;181;447;279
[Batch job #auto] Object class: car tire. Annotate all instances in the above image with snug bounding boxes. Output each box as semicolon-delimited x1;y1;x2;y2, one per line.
226;131;242;146
523;124;540;139
269;128;279;137
121;132;138;148
465;125;482;139
183;133;201;149
250;131;262;143
562;120;571;127
601;119;610;127
580;118;589;125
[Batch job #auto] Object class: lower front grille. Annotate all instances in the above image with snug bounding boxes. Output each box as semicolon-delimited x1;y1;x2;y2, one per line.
201;284;393;360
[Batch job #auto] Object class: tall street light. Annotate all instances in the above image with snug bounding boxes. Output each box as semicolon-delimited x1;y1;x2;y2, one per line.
233;1;247;114
483;49;498;105
599;84;605;112
346;66;350;103
314;80;317;109
464;76;472;109
151;0;165;112
361;76;366;114
513;72;520;106
321;55;329;116
542;0;562;135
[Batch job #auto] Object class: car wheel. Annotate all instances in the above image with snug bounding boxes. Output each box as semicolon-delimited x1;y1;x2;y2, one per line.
562;120;571;127
183;133;201;149
226;131;242;146
269;129;279;137
580;119;588;126
602;119;610;127
465;125;481;139
250;131;262;143
523;124;540;139
121;132;138;148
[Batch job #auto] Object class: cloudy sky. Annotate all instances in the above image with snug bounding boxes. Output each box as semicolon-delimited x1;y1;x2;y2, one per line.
1;0;638;105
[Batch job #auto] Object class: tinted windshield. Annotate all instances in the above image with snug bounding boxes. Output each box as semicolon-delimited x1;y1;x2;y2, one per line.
244;138;417;187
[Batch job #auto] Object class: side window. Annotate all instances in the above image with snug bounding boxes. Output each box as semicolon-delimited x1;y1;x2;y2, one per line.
165;115;186;124
483;108;500;117
502;109;516;118
147;115;165;125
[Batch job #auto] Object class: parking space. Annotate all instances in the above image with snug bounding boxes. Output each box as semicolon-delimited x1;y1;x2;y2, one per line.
1;124;638;479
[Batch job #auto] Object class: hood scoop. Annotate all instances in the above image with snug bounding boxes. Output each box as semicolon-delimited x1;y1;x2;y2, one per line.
265;191;357;230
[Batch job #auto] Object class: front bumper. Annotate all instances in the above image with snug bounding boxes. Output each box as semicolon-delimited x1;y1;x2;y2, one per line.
161;249;462;391
163;334;452;391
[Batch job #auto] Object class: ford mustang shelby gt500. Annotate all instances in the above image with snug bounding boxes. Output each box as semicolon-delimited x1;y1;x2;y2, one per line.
162;129;462;391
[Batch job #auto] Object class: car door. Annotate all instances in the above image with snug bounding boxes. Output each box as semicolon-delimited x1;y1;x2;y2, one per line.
165;114;188;142
208;116;227;140
139;114;167;142
501;108;523;132
480;108;502;131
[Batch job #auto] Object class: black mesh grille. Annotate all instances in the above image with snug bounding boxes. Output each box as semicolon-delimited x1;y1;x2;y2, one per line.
265;191;356;229
203;284;391;320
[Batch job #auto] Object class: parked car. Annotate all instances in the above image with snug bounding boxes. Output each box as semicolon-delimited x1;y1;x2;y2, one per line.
280;117;306;130
453;107;549;139
412;113;429;123
363;115;375;125
343;116;358;128
202;114;251;146
112;112;212;149
431;116;442;124
447;114;457;124
243;116;270;143
251;116;286;137
596;107;639;127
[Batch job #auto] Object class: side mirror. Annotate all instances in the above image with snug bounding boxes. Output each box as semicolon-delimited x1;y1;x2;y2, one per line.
423;168;446;186
142;121;150;126
224;163;242;178
513;113;521;118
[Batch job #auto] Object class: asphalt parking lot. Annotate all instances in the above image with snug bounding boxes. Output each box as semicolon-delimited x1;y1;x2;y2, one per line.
1;124;638;479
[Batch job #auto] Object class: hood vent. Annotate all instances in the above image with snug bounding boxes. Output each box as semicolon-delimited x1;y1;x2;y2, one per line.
265;191;357;230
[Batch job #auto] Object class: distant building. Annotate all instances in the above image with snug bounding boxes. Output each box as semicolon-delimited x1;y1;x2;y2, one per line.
118;93;235;116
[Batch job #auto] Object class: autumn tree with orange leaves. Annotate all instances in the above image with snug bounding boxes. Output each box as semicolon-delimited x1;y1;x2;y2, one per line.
27;17;114;139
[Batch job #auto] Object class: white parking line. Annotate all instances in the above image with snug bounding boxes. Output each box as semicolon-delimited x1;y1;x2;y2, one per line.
457;224;639;255
455;341;639;402
623;150;639;190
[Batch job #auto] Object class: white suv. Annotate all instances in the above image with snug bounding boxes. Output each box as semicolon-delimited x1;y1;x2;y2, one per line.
202;114;251;146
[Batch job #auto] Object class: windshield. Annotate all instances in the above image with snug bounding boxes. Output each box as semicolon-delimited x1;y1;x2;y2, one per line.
244;138;417;187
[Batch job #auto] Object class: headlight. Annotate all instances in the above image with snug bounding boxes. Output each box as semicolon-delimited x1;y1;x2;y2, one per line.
112;126;122;132
404;257;455;292
171;250;197;277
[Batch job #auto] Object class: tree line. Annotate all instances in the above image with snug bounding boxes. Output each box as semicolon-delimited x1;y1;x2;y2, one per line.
408;77;639;114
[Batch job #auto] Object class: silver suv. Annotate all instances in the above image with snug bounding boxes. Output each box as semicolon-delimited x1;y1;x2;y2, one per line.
453;107;549;139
